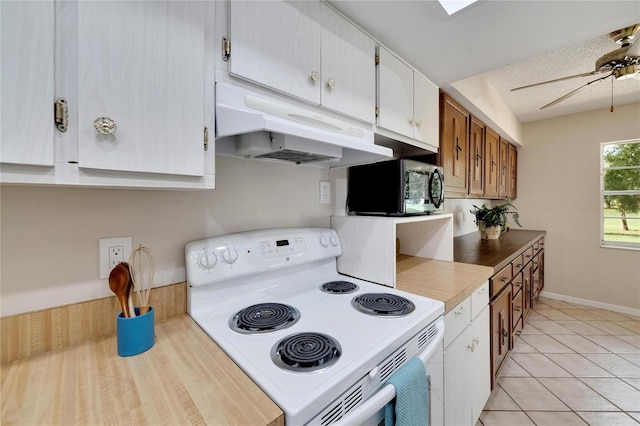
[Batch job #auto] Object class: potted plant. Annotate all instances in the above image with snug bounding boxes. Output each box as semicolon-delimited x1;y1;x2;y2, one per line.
470;200;522;240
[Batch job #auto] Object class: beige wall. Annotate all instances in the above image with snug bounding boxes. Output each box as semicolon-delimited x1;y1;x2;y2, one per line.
0;156;332;316
517;102;640;312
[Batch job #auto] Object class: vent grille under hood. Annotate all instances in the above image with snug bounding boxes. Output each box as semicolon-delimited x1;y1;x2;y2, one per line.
215;83;392;167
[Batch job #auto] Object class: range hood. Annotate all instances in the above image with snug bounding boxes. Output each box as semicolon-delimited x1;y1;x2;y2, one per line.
215;83;393;167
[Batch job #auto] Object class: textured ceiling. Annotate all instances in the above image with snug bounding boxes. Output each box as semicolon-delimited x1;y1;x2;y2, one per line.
328;0;640;123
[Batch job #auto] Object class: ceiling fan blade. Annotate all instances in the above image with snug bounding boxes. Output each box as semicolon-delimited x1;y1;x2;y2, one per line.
511;71;601;91
540;72;614;110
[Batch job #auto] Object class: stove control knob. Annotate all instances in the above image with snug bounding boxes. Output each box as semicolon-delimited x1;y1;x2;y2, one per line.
330;234;339;247
197;249;218;270
319;234;330;247
220;246;239;264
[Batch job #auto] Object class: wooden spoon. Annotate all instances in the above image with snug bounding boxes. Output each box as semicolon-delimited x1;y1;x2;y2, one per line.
109;263;130;318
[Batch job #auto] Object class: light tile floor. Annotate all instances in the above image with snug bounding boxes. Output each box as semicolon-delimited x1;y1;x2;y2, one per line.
478;297;640;426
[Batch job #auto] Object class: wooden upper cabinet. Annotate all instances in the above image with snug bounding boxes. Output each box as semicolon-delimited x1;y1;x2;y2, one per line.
508;144;518;199
468;116;485;197
483;127;499;198
498;138;509;198
440;93;469;197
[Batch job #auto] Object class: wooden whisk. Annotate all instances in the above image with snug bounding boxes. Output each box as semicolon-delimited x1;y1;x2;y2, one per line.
129;245;155;315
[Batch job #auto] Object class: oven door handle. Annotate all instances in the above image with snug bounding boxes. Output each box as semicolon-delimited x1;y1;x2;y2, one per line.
332;320;444;426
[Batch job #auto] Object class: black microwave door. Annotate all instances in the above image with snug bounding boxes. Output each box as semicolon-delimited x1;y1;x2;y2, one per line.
428;169;444;208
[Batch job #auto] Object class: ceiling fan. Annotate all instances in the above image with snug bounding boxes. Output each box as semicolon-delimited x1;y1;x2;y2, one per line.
512;23;640;110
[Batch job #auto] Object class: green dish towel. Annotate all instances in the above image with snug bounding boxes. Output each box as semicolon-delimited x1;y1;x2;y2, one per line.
383;358;429;426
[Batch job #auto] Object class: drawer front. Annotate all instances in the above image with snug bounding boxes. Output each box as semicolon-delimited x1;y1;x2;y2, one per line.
490;264;512;298
511;271;523;296
512;254;525;273
535;237;545;253
471;281;489;320
522;246;534;265
444;297;471;348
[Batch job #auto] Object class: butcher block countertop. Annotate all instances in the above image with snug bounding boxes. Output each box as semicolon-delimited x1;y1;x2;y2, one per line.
1;314;284;426
395;256;494;312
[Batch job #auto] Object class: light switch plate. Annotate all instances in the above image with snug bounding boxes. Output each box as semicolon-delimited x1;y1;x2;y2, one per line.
320;181;331;204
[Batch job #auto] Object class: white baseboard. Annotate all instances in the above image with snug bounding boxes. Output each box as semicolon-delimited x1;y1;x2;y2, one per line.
539;291;640;318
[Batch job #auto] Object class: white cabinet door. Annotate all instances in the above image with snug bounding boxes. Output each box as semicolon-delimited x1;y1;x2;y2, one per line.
377;46;413;138
229;0;321;104
77;1;205;176
413;72;439;147
469;306;491;423
320;6;375;123
444;303;491;425
1;1;54;166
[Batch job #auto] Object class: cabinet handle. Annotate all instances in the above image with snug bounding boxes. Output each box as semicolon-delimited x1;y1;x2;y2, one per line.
454;306;467;316
415;120;422;128
409;118;415;126
54;98;68;132
467;343;475;352
310;71;320;82
326;78;336;90
473;337;479;345
455;137;462;161
477;288;487;295
501;320;507;346
93;117;117;135
514;306;521;311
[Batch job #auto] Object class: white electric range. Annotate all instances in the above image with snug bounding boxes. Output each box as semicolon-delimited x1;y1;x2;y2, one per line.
186;227;444;426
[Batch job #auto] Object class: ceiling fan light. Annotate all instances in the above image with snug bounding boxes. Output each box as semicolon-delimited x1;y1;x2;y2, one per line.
614;64;639;79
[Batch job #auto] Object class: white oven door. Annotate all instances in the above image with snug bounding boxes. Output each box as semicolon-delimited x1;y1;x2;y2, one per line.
332;320;444;426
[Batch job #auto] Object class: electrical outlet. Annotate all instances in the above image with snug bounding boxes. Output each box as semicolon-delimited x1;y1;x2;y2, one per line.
99;237;132;278
320;181;331;204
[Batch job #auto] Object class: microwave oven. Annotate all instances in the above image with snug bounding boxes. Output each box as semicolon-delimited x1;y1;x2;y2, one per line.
347;159;444;216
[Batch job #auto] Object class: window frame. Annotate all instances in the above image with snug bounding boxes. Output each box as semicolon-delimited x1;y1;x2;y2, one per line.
600;138;640;250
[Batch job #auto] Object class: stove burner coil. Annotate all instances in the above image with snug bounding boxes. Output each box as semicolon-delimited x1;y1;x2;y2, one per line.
320;281;359;294
271;332;341;372
229;303;300;334
352;293;415;316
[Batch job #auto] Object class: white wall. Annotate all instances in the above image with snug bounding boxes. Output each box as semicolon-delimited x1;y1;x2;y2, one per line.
517;102;640;311
0;156;332;316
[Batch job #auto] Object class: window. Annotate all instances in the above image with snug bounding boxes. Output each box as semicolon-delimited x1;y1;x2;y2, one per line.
601;139;640;249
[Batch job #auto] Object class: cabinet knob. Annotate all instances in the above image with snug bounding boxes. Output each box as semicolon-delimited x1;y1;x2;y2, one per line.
327;78;336;89
414;120;422;128
310;71;320;82
93;117;117;135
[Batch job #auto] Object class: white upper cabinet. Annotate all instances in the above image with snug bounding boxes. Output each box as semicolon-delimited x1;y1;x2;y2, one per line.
77;1;206;177
1;1;214;189
229;0;322;104
1;1;55;166
377;46;439;151
228;0;375;124
319;6;375;123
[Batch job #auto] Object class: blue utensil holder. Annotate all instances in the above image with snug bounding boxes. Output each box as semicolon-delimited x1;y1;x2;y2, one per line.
116;306;154;357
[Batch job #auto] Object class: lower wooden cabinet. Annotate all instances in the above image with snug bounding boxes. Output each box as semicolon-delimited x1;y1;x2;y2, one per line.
490;284;511;386
444;282;491;426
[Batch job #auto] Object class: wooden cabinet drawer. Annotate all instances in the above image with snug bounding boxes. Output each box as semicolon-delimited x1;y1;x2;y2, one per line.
471;281;489;320
522;246;534;265
511;271;523;296
534;237;545;253
444;297;471;348
490;264;512;298
512;288;523;329
512;254;525;273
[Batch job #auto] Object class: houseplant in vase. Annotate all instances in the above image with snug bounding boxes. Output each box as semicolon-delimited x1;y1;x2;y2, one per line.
470;200;522;239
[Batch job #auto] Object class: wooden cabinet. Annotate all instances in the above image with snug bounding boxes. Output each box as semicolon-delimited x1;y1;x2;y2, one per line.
483;127;500;198
229;0;375;124
508;143;518;199
1;1;55;167
490;284;512;387
498;138;509;198
444;283;491;426
440;93;469;197
377;46;439;150
1;1;215;189
468;116;485;197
